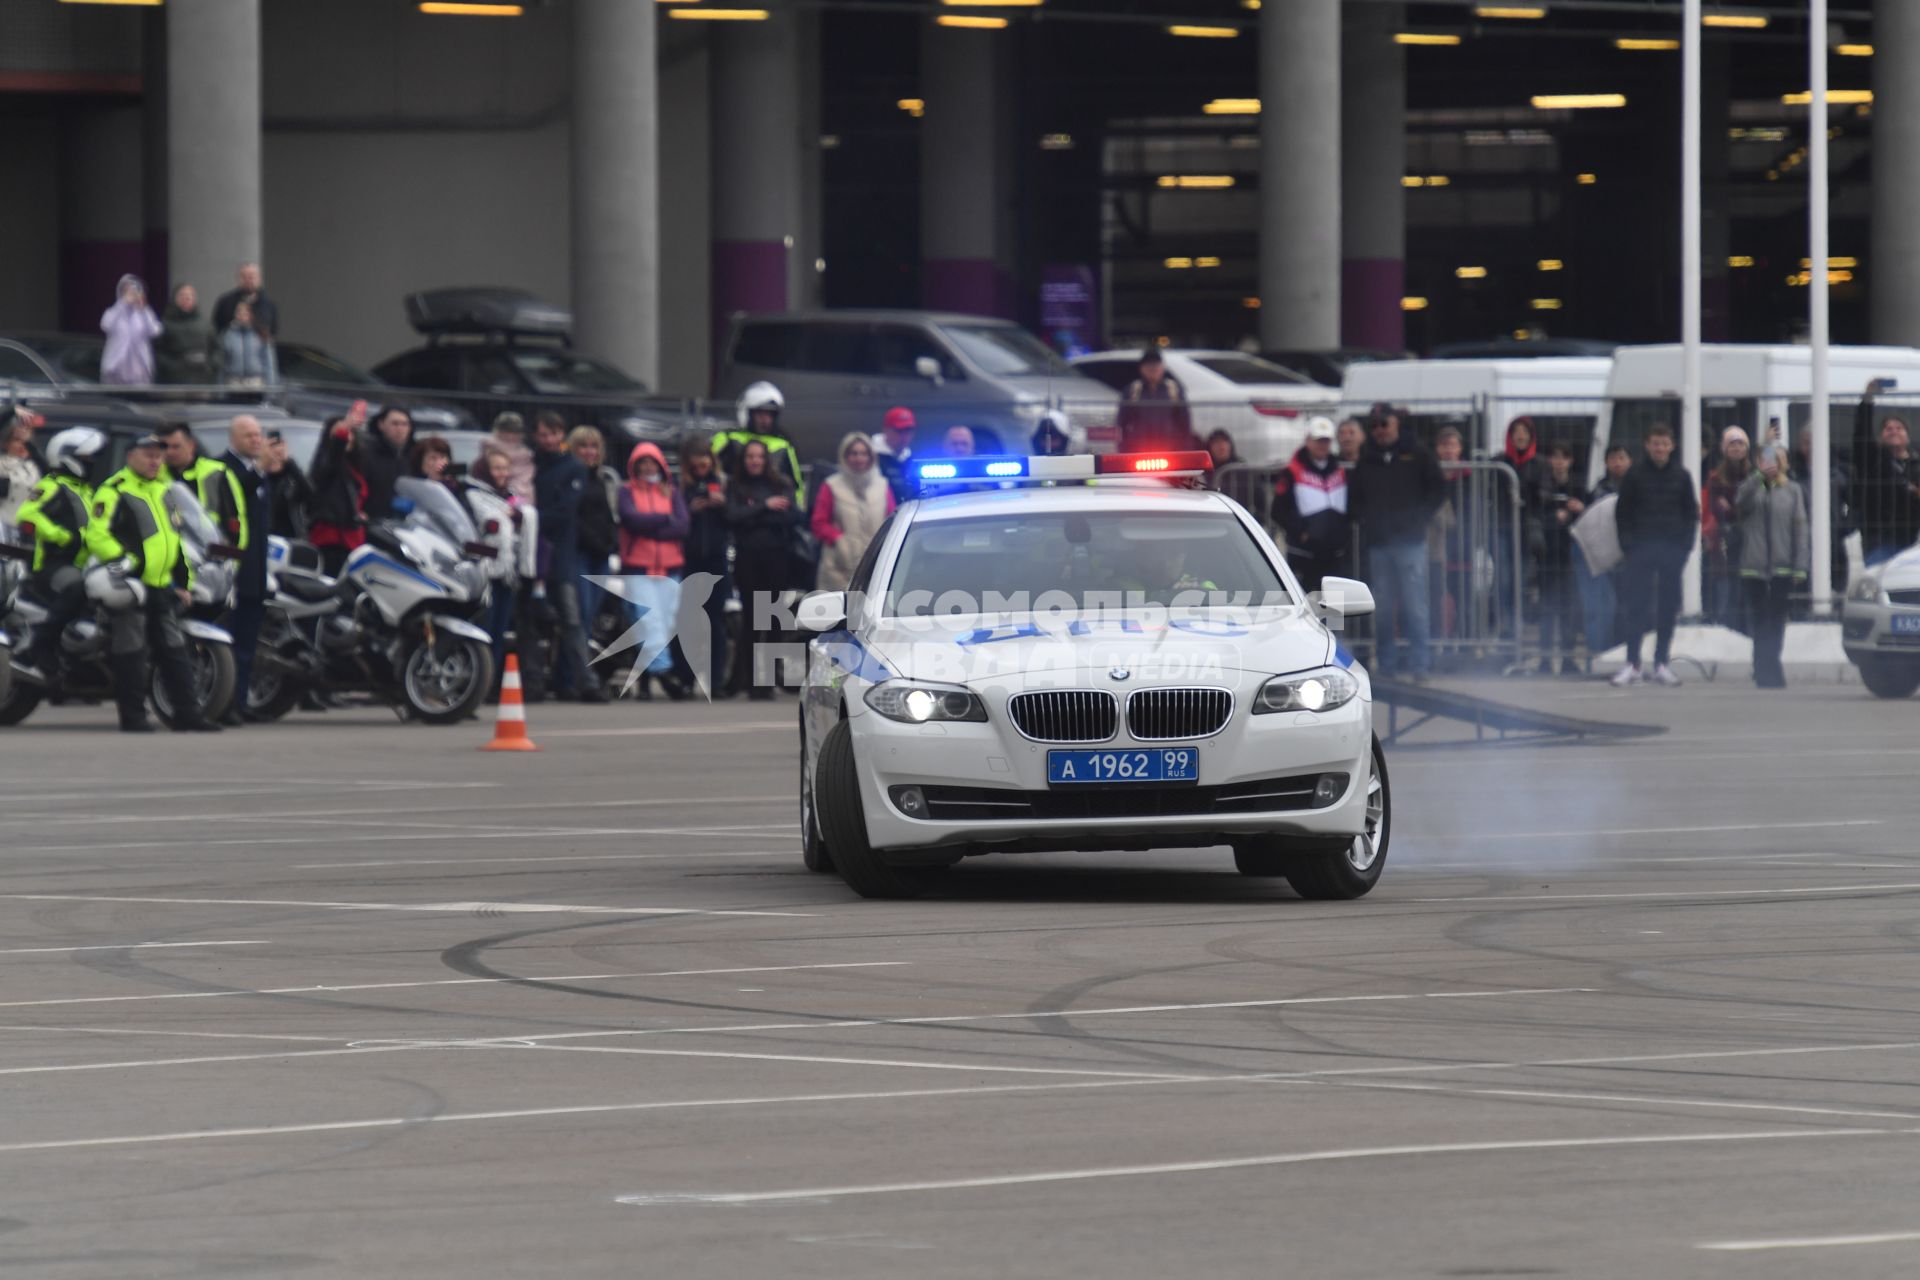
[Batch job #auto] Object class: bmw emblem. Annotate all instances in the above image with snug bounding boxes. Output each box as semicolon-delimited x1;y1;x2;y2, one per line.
1109;666;1131;681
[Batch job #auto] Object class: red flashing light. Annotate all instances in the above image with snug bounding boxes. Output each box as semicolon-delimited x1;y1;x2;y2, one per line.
1093;450;1213;476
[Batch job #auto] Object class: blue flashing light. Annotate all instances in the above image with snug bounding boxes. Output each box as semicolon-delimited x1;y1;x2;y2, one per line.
912;455;1031;491
984;461;1024;477
917;463;959;480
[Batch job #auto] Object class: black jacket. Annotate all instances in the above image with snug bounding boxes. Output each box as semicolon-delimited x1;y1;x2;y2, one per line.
267;461;313;539
681;473;730;573
1614;452;1699;550
533;447;589;577
575;473;618;562
307;427;365;531
1349;434;1446;547
1272;447;1350;560
1536;469;1580;566
359;430;410;523
219;449;273;599
1852;397;1920;554
725;471;801;584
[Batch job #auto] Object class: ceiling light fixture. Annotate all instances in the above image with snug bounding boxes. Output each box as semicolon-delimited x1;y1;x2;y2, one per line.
1532;93;1627;109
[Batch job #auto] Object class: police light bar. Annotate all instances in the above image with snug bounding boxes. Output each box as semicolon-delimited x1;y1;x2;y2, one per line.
912;452;1212;491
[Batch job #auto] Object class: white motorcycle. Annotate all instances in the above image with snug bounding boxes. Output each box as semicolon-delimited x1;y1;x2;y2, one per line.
249;477;497;724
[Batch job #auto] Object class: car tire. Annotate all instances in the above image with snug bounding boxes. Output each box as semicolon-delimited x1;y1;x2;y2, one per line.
1285;736;1390;901
813;719;941;900
799;708;834;873
1858;657;1920;700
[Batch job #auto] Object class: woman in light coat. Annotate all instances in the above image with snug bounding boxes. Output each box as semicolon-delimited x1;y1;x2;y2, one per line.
810;432;895;593
100;275;162;386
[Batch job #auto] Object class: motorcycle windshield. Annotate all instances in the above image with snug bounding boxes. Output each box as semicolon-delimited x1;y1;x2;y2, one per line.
395;477;478;546
164;482;221;552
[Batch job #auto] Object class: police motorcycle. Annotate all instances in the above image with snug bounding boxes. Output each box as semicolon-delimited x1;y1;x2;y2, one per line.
247;477;496;724
0;535;23;708
0;484;239;729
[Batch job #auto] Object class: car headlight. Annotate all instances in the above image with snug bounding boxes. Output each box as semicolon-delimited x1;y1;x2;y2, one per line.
1850;572;1883;603
1253;667;1358;715
864;681;988;724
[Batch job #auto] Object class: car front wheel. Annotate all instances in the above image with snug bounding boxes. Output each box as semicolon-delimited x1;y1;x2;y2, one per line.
812;720;942;900
1858;656;1920;700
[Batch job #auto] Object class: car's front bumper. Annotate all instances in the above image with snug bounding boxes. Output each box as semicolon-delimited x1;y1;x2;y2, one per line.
1841;597;1920;664
848;674;1372;853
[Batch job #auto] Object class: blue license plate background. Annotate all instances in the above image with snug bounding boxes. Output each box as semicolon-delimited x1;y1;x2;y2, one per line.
1047;748;1200;784
1892;614;1920;634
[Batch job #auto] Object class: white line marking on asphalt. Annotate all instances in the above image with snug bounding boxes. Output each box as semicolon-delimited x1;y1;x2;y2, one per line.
9;781;497;810
0;940;271;955
1410;882;1920;905
0;1023;342;1044
519;1043;1199;1081
1331;1079;1920;1123
1423;820;1882;841
0;961;905;1010
13;795;791;829
467;987;1598;1047
8;825;801;855
538;722;792;739
613;1128;1904;1205
0;1044;432;1078
0;894;811;919
1698;1230;1920;1252
294;850;787;870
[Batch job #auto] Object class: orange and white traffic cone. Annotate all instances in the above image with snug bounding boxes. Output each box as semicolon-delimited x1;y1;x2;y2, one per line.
481;653;540;752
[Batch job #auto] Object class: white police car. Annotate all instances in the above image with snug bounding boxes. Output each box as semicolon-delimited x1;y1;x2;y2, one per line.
796;450;1387;900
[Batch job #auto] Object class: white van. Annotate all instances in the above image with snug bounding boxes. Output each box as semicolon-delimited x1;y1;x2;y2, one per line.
1592;343;1920;477
1341;357;1614;469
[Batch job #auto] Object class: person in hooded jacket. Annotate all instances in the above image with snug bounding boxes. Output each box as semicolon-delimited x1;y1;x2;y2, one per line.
1032;414;1073;458
100;275;162;386
677;434;731;696
726;439;802;700
1205;428;1269;528
812;432;895;594
616;441;692;700
156;283;217;384
1272;418;1350;592
1502;416;1545;637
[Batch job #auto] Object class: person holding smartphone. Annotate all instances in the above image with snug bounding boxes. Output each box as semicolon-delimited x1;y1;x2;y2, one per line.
100;275;162;386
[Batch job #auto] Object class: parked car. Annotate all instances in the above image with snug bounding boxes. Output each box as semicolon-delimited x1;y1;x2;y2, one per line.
1070;348;1341;467
1258;347;1404;388
0;332;105;390
716;310;1121;463
276;341;479;436
373;288;692;458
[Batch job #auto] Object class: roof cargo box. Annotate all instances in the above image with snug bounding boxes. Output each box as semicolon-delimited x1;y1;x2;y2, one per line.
404;287;572;339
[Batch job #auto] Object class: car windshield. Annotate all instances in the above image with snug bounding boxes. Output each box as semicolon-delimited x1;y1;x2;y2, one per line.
1192;355;1315;387
884;509;1289;616
509;350;643;394
941;324;1069;378
27;336;104;382
279;345;381;385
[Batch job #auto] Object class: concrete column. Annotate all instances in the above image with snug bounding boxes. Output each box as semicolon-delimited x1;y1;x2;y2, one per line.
1260;0;1340;349
920;22;1009;317
1872;1;1920;343
166;0;261;306
710;11;806;356
659;20;712;396
59;106;147;332
571;0;659;388
1340;2;1404;351
141;8;169;293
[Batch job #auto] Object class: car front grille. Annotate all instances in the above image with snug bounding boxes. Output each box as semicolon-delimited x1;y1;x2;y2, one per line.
1007;690;1118;743
897;774;1338;822
1126;687;1235;741
1888;589;1920;607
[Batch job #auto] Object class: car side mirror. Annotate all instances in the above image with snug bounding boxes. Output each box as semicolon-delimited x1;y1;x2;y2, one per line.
1311;576;1375;620
797;590;847;633
914;356;945;388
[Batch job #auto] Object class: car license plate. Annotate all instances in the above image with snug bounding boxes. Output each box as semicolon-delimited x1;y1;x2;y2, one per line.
1893;614;1920;634
1047;748;1200;785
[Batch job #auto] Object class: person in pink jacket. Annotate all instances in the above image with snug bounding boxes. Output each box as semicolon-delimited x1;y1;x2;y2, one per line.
100;275;162;386
616;441;691;699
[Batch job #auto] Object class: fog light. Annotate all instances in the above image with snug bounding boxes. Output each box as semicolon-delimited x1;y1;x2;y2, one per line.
896;786;927;817
1313;774;1347;807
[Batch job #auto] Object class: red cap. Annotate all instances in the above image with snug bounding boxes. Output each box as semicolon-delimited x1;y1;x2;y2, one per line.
883;406;916;432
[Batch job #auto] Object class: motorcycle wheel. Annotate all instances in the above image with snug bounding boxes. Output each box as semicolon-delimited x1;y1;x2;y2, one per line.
0;646;12;710
152;640;237;729
0;679;42;726
401;632;494;725
245;656;304;722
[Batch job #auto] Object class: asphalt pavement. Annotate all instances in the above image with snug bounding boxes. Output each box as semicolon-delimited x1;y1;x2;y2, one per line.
2;677;1918;1278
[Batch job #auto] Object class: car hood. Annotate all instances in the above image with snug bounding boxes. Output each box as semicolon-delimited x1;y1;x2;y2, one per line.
860;609;1340;686
1877;543;1920;591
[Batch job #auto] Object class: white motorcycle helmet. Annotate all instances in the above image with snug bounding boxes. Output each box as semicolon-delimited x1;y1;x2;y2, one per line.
84;560;147;610
46;427;107;479
736;381;785;432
